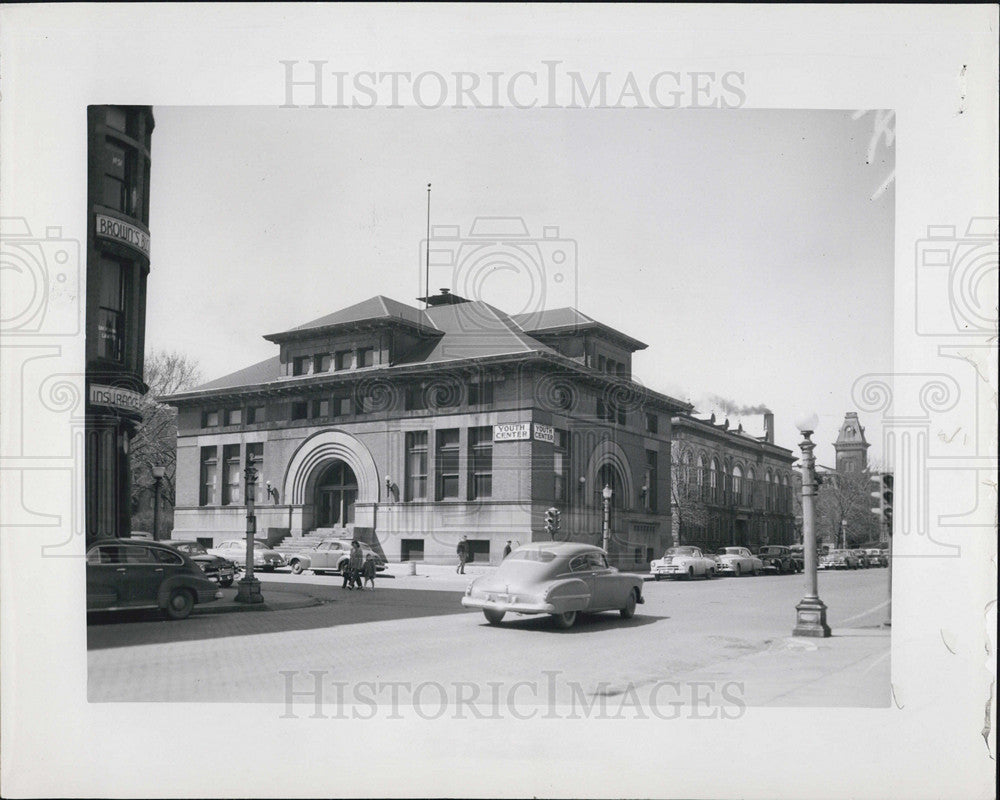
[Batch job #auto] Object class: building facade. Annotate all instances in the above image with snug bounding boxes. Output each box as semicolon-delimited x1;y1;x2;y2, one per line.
833;411;870;473
163;293;691;567
669;411;798;553
85;105;154;541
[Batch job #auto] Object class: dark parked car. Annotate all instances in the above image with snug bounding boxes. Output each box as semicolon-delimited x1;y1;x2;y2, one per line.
87;539;223;620
166;540;237;587
757;545;799;574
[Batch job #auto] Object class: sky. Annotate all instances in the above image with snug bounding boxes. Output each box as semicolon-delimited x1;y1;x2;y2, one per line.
146;107;893;467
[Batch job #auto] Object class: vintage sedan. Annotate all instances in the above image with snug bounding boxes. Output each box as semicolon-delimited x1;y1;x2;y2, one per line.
864;548;888;567
461;542;644;629
715;546;764;577
819;549;859;570
287;539;387;575
757;545;799;574
87;538;223;620
166;540;236;586
651;546;718;580
209;539;286;572
852;549;870;569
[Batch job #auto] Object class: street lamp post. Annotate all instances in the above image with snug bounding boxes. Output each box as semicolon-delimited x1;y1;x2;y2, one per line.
793;414;831;638
151;465;166;541
235;451;264;604
602;484;613;554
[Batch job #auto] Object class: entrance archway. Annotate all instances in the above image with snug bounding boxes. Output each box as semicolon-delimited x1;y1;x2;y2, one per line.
314;460;358;527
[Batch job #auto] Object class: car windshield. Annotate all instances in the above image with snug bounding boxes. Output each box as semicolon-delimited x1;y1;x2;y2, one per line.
719;548;742;555
666;547;699;556
175;542;206;554
505;549;557;563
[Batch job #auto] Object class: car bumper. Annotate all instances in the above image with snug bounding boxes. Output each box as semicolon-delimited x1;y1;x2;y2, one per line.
651;565;685;576
715;564;738;574
461;596;555;615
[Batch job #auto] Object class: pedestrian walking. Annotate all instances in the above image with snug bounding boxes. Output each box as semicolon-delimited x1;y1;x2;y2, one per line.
456;535;469;574
349;540;364;589
362;553;377;590
503;540;512;559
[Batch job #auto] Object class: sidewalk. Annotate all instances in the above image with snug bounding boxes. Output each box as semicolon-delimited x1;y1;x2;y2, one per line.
192;583;322;615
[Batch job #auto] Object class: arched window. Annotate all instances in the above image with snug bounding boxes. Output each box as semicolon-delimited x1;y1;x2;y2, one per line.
710;458;719;501
696;454;706;486
747;467;756;506
765;469;773;511
732;464;744;505
683;450;694;485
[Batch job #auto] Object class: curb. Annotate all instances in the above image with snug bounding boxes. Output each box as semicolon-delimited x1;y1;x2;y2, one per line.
192;592;323;615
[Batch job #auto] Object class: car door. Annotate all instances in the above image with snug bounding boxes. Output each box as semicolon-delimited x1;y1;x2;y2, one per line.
311;541;335;569
563;554;598;610
586;552;621;609
120;544;168;606
86;543;127;608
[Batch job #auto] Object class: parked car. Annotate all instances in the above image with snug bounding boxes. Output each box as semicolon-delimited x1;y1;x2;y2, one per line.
650;546;718;580
715;546;764;577
287;539;387;575
757;545;799;574
852;549;870;568
864;548;888;567
209;539;286;571
818;549;859;570
87;538;223;620
461;542;644;629
166;540;237;587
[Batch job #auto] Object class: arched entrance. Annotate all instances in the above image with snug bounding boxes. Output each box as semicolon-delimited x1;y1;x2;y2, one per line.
315;460;358;527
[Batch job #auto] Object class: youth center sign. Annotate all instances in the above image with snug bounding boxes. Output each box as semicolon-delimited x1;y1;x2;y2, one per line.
493;423;555;443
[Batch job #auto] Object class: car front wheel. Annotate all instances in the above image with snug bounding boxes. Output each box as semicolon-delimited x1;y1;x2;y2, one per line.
734;564;742;577
620;590;637;619
165;588;194;620
483;609;505;625
552;610;577;629
289;560;304;575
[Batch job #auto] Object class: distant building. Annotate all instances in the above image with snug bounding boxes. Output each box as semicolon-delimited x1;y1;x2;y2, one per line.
85;106;154;541
162;291;691;567
669;411;797;553
833;411;870;473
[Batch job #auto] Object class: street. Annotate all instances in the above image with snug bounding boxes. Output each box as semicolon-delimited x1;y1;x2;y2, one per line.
88;566;891;710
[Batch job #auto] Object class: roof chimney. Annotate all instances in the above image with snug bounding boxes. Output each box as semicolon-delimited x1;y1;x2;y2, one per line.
764;411;774;443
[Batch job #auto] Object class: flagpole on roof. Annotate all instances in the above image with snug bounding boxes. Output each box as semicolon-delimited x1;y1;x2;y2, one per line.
425;183;431;308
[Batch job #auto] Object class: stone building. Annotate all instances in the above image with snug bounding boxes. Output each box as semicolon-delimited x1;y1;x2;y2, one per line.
162;291;691;567
669;411;798;553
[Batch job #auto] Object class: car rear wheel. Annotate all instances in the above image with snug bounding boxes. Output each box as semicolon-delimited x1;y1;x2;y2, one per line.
734;564;742;577
165;588;194;620
706;567;715;579
483;609;505;625
620;590;637;619
687;567;695;580
552;610;577;629
289;560;304;575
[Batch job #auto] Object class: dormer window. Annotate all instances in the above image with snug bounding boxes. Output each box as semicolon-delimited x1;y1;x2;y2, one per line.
335;350;352;371
292;356;311;376
357;347;374;368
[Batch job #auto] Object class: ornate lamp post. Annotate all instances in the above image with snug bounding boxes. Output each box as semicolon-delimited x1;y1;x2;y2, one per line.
235;451;264;604
793;414;831;637
602;484;613;554
151;465;166;541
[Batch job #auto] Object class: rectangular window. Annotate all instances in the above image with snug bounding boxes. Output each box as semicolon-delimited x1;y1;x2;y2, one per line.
199;446;218;506
435;429;460;500
468;426;493;500
224;408;242;426
201;409;220;428
222;444;241;506
645;413;658;434
468;379;494;406
311;398;330;418
291;401;308;420
644;449;658;512
332;395;352;417
356;347;375;368
598;355;606;372
247;442;264;503
467;540;490;563
292;356;311;376
97;257;126;362
246;405;265;425
334;350;353;371
554;428;569;502
401;539;425;561
102;139;135;214
405;431;428;501
315;353;332;373
106;106;128;132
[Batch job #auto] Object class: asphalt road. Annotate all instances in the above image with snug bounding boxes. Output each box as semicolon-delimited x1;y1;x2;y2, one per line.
88;567;890;707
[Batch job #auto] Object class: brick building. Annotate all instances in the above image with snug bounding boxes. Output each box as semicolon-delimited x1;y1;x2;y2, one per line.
162;291;691;567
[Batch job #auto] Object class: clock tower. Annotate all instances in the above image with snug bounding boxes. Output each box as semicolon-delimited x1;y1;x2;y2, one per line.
834;412;870;473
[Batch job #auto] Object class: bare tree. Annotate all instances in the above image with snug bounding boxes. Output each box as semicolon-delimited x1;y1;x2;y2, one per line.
130;350;203;534
815;464;881;548
669;450;712;550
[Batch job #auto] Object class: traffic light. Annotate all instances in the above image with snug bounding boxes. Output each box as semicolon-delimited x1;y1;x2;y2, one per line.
244;450;259;486
544;507;561;539
870;472;893;536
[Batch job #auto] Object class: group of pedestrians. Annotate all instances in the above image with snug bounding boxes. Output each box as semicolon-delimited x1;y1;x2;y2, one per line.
455;536;520;573
342;540;377;590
